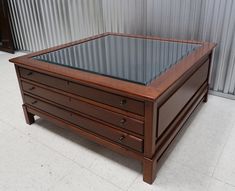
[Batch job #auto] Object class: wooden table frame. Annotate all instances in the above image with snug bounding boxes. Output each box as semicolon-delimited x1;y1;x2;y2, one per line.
10;33;216;184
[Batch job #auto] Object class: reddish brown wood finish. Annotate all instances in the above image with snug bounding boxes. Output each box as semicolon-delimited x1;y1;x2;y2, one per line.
22;104;35;124
9;33;215;101
10;33;216;184
144;101;157;158
24;94;143;152
21;81;144;135
19;67;145;115
158;60;209;137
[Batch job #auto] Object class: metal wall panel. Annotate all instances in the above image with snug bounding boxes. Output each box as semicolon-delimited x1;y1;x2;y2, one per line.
7;0;235;97
8;0;104;51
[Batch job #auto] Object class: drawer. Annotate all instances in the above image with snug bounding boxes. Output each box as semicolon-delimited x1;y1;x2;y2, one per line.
19;67;144;116
24;95;143;152
22;81;144;135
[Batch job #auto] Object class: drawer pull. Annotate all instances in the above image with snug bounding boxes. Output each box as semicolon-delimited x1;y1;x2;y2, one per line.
29;87;35;91
19;68;144;116
118;135;126;143
31;100;37;105
120;99;127;106
27;72;33;76
120;118;126;125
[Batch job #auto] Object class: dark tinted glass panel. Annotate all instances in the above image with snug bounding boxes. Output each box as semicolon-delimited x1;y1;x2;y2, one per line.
34;35;201;85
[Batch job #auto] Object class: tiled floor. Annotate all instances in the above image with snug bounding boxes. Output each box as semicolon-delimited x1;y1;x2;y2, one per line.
0;51;235;191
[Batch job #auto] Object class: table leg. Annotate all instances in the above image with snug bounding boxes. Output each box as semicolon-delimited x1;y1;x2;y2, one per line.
203;86;209;103
143;157;157;184
22;104;35;124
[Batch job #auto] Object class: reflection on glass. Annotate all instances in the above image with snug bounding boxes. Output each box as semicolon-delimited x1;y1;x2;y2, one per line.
34;35;201;85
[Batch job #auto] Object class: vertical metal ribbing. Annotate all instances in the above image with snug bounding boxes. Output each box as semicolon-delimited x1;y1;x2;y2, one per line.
7;0;19;48
6;0;235;96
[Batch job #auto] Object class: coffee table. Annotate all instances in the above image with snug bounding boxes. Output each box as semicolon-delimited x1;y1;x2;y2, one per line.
10;33;216;184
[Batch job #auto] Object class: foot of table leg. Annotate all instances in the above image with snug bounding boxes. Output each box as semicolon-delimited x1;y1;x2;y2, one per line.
143;157;157;184
22;105;35;125
203;92;208;103
203;85;209;103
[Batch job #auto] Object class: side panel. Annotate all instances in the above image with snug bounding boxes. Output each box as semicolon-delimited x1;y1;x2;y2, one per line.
158;60;209;137
143;56;212;184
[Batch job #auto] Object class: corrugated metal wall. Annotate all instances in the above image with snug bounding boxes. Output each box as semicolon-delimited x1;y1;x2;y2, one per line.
7;0;235;97
8;0;104;50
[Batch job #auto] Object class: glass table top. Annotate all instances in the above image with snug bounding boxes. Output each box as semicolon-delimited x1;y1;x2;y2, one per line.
34;35;201;85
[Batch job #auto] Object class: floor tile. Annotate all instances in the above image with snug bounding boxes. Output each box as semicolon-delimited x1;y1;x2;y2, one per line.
49;165;122;191
22;118;112;168
0;103;29;131
213;121;235;186
0;120;13;134
89;150;141;190
128;160;211;191
207;178;235;191
0;129;76;191
166;96;234;176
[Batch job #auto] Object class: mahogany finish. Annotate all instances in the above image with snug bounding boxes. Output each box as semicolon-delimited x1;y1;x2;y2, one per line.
10;33;216;184
158;60;209;137
19;67;145;115
22;81;144;135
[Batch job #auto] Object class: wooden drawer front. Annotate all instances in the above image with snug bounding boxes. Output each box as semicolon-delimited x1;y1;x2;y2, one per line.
24;95;143;152
22;81;144;135
19;67;68;91
158;60;209;137
19;67;144;116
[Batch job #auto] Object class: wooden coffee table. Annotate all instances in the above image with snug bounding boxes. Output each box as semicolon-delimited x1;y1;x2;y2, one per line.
10;33;216;184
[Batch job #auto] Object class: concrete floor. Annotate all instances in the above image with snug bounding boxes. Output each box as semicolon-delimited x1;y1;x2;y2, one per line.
0;51;235;191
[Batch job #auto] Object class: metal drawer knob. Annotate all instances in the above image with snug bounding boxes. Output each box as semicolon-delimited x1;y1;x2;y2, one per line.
120;118;126;125
27;72;33;76
120;99;127;106
31;100;37;105
29;87;35;91
118;135;126;143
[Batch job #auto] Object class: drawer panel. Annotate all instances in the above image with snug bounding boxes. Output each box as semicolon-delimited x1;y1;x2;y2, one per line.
158;60;209;137
19;67;144;116
24;95;143;152
22;81;144;135
19;67;68;90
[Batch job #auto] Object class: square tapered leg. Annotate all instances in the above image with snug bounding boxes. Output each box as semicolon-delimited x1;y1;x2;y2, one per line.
22;104;35;125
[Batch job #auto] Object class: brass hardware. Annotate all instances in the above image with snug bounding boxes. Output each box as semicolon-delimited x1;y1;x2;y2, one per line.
29;87;35;91
118;135;126;142
31;100;37;105
120;99;127;106
120;118;126;125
